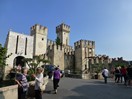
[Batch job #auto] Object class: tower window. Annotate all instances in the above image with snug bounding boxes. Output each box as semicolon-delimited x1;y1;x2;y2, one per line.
15;35;19;54
66;38;68;45
25;38;27;55
42;38;44;40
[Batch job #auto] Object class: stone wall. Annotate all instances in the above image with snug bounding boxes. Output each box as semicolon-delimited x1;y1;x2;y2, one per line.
74;40;95;72
64;53;75;70
0;85;18;99
4;31;34;79
74;47;82;71
5;31;33;68
64;45;74;70
56;23;70;45
47;44;65;70
30;24;48;55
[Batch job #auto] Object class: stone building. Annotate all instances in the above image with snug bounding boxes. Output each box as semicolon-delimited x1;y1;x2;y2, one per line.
89;55;112;70
4;23;95;77
90;55;112;64
4;31;34;75
74;40;95;72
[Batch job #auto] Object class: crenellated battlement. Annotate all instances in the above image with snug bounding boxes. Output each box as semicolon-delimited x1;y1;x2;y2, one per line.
64;45;73;49
112;57;123;61
74;39;95;49
47;43;75;56
47;44;64;51
64;45;74;55
88;54;111;64
56;23;70;33
65;51;75;56
39;54;48;60
53;44;64;51
96;54;109;59
47;39;55;47
30;24;48;35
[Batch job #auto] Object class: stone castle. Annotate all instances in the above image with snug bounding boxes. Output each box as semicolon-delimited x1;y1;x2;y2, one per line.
4;23;96;76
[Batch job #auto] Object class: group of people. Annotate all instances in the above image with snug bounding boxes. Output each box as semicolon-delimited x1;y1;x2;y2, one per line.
102;65;132;86
15;66;62;99
114;65;132;85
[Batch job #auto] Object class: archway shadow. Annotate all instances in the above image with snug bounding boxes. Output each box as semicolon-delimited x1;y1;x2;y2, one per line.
13;56;25;67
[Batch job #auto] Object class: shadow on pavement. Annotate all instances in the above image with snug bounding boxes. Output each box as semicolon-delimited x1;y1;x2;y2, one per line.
63;82;132;99
44;90;52;94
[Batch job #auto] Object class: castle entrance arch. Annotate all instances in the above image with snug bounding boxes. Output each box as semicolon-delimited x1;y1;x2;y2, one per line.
13;56;25;68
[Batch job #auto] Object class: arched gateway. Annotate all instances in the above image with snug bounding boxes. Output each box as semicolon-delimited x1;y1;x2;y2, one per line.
13;56;25;67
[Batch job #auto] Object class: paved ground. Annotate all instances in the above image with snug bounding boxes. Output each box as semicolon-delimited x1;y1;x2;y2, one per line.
43;77;132;99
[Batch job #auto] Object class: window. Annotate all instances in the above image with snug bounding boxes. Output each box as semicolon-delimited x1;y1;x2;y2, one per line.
89;49;92;52
66;38;68;45
25;38;27;55
15;35;19;54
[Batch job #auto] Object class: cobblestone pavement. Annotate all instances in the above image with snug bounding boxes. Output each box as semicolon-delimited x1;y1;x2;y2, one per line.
43;77;132;99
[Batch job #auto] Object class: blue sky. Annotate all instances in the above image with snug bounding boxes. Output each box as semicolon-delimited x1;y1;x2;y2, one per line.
0;0;132;60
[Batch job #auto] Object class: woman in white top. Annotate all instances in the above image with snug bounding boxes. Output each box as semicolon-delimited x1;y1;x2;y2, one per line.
33;67;43;99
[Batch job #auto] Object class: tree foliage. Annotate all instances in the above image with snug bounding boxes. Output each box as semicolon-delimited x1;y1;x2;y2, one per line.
91;63;104;74
24;55;50;74
110;60;129;67
0;44;7;67
55;37;62;45
0;44;12;80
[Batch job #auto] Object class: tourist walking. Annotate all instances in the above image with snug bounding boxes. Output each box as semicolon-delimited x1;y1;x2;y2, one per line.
33;67;44;99
120;66;127;85
53;67;61;94
126;65;132;86
115;67;121;83
15;67;29;99
102;67;109;84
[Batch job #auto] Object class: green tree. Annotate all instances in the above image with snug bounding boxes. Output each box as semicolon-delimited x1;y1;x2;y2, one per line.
91;63;103;73
55;37;62;45
24;55;50;81
91;63;104;79
0;44;6;66
24;55;50;74
0;44;12;80
111;60;129;67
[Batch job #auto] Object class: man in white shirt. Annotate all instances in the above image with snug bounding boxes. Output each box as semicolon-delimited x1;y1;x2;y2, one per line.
102;67;109;84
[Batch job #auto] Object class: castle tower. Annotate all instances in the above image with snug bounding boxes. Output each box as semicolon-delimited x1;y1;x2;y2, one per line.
56;23;70;45
74;40;95;72
30;24;48;56
47;44;65;70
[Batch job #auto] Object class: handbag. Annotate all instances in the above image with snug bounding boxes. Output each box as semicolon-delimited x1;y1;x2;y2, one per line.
40;76;49;91
102;72;105;77
40;83;46;91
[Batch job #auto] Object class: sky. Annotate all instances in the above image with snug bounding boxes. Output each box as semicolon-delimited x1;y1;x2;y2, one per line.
0;0;132;60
